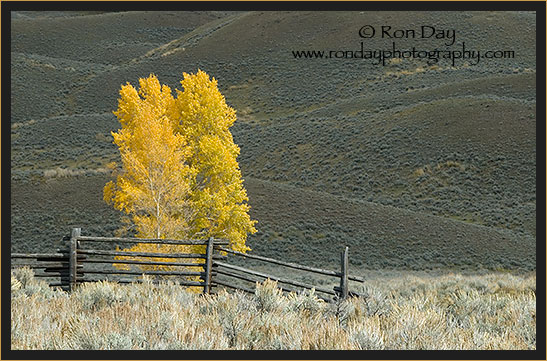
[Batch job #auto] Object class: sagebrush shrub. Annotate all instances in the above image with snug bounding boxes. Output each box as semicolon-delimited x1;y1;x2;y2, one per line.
11;267;59;299
11;267;35;289
255;279;286;312
348;320;385;350
11;276;22;292
74;280;127;310
287;288;324;314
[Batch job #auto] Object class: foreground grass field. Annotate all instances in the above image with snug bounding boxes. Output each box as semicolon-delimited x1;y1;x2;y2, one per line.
11;268;535;350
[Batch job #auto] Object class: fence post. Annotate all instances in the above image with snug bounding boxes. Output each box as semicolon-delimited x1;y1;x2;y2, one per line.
69;228;81;292
339;246;349;300
203;237;214;294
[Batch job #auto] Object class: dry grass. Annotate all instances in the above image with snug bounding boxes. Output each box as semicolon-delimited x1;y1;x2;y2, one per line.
11;268;535;350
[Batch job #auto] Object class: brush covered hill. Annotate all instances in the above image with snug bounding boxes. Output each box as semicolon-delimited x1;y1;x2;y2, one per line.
10;10;536;272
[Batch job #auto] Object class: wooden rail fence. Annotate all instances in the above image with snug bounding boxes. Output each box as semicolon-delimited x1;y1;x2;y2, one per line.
213;246;364;302
12;228;364;301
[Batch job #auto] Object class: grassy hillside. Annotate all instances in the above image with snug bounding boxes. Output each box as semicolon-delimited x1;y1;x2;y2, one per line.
10;10;536;272
10;174;535;272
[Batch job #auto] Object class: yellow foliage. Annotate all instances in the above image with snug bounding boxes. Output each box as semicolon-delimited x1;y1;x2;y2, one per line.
172;70;257;252
104;71;256;280
105;74;192;239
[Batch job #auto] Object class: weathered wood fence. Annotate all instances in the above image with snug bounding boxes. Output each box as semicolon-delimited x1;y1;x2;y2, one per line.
12;228;227;292
12;228;364;301
213;247;364;301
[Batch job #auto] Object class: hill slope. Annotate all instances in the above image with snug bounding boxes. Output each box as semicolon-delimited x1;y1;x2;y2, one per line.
10;174;535;271
10;10;536;271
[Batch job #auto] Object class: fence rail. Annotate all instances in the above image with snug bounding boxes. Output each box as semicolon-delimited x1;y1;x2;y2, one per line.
214;261;337;296
211;246;363;302
11;253;70;259
76;235;230;246
217;247;365;283
76;249;224;259
11;228;364;301
82;259;207;267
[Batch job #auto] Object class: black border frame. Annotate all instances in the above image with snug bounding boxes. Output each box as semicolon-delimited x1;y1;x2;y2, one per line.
2;1;545;360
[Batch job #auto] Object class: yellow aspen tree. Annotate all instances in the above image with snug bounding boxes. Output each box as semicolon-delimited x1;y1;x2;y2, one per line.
104;71;256;277
104;75;193;240
103;75;197;272
171;70;256;252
